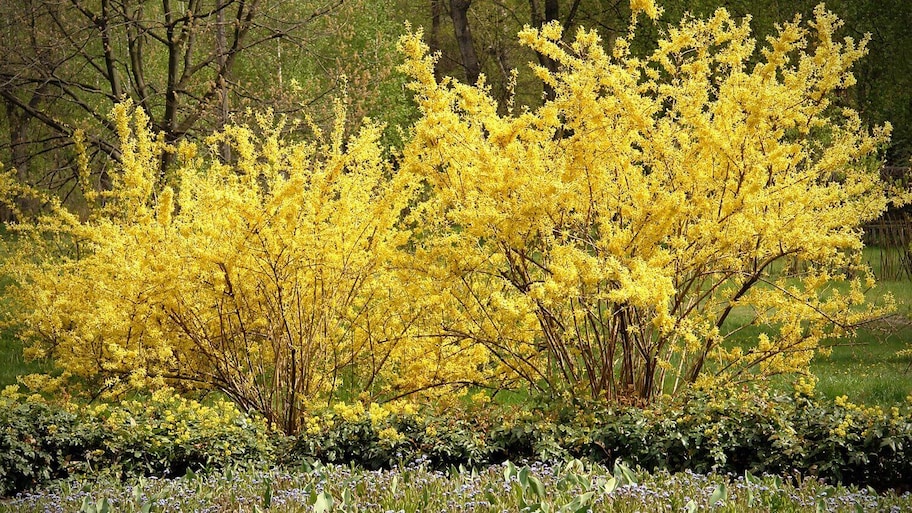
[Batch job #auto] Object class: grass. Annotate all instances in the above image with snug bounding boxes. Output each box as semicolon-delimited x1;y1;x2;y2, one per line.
2;461;910;512
799;273;912;405
813;323;912;404
0;328;47;388
715;249;912;406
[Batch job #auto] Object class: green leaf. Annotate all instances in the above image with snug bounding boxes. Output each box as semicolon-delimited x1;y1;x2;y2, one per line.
709;483;728;506
504;461;518;483
613;461;637;486
263;478;273;509
603;477;618;494
818;496;837;513
314;490;334;513
519;466;530;489
528;475;545;498
560;491;595;513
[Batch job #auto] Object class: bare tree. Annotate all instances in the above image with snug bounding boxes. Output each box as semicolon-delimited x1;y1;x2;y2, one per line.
0;0;341;218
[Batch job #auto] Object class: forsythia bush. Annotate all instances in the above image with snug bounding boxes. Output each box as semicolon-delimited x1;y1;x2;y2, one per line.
395;4;898;402
2;0;905;429
4;103;482;434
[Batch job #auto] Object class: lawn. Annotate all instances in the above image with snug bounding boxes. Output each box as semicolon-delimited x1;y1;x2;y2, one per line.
797;270;912;405
710;247;912;406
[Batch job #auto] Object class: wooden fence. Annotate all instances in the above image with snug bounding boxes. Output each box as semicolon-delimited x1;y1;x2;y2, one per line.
860;166;912;280
862;215;912;281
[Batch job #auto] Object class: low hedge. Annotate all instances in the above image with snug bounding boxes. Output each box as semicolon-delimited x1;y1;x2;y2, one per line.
288;389;912;491
0;387;273;497
3;386;911;497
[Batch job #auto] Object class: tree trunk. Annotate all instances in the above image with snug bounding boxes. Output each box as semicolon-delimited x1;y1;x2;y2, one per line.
449;0;481;84
429;0;443;81
529;0;561;101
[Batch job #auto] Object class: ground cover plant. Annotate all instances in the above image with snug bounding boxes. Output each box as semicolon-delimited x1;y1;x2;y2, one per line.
3;384;912;496
3;460;911;512
0;386;272;497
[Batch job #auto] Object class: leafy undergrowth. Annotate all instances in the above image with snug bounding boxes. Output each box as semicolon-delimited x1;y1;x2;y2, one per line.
4;386;912;501
4;460;912;513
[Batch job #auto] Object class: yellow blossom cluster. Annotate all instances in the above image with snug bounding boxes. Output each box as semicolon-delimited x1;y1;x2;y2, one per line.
4;101;474;434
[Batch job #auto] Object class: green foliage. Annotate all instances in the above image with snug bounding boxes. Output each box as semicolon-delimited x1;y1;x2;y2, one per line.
286;408;498;470
0;388;273;497
0;394;101;497
568;389;912;491
3;385;912;498
287;390;912;491
89;389;274;477
5;459;912;512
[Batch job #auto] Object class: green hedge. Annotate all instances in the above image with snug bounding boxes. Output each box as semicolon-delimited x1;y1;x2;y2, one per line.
0;388;273;497
3;387;911;497
288;390;912;491
0;398;101;496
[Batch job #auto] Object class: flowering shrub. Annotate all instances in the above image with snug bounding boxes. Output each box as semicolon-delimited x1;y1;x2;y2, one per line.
3;103;478;434
396;3;900;403
2;0;907;431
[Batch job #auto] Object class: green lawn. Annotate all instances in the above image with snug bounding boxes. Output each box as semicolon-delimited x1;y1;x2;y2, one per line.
813;323;912;404
716;250;912;406
804;272;912;405
0;329;46;388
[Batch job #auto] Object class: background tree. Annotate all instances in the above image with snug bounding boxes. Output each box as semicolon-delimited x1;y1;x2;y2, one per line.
3;0;909;223
0;0;350;219
419;0;633;106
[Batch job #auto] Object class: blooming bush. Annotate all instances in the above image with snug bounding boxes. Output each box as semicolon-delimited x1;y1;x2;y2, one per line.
2;0;906;431
396;3;899;404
